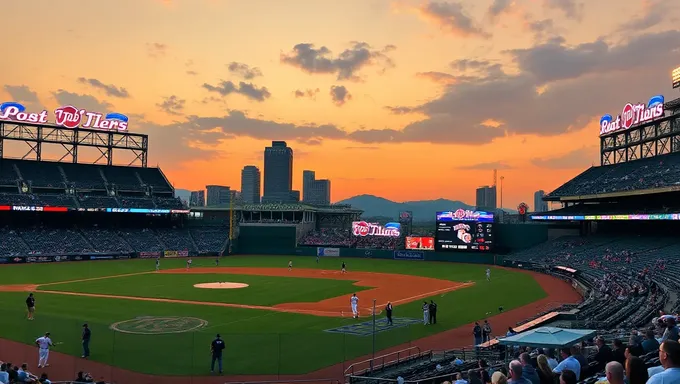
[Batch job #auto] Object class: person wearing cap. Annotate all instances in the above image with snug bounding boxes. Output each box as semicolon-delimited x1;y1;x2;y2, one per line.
210;334;225;374
82;323;91;359
35;332;53;368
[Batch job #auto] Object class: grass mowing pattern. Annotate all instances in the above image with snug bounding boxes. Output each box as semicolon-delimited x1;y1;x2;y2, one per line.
0;256;546;375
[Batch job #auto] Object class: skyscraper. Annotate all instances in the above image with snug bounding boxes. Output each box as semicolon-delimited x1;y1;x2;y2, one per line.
262;141;299;203
241;165;261;204
534;190;548;212
189;190;205;207
475;186;497;211
206;185;231;206
302;170;331;205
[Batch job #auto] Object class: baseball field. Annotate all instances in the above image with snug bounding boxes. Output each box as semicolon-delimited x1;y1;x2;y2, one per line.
0;256;579;381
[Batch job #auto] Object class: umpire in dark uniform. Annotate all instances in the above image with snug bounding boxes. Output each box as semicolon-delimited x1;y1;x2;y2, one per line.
429;300;437;324
210;334;225;374
385;302;393;325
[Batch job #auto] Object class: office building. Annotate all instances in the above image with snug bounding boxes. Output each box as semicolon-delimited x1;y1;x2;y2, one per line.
534;190;548;212
475;186;497;211
189;190;205;207
263;141;299;203
303;170;331;205
241;165;261;204
206;185;231;206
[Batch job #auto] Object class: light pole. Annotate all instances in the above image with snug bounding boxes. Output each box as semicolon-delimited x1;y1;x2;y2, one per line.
500;176;504;217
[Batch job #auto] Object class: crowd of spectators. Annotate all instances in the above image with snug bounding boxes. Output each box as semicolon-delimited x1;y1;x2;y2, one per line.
0;193;184;210
0;226;230;256
0;360;107;384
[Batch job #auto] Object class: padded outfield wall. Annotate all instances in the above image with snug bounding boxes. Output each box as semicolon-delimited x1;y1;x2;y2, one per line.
235;224;550;263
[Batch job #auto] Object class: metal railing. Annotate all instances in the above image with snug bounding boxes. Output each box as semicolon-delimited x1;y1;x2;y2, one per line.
344;346;427;377
225;379;341;384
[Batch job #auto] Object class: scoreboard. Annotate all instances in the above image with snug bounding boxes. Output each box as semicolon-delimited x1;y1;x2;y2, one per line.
435;209;494;251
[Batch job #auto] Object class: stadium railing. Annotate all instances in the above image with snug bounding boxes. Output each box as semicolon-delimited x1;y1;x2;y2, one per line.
225;379;341;384
344;346;428;377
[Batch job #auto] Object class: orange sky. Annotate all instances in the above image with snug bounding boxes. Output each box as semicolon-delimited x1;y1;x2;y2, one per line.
0;0;679;209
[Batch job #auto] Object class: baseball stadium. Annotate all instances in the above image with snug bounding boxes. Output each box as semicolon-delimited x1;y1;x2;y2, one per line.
1;92;680;384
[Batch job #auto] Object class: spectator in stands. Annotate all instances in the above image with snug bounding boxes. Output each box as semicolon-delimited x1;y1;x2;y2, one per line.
648;340;680;384
625;356;647;384
612;339;626;366
662;317;680;343
73;371;90;383
594;337;614;370
553;348;581;380
451;355;464;366
519;353;540;384
629;330;643;349
38;373;50;384
0;363;8;384
491;372;508;384
644;329;661;353
508;360;532;384
454;372;468;384
604;362;624;384
479;360;492;383
468;369;483;384
7;364;18;384
546;349;558;370
558;370;576;384
536;355;554;384
569;345;587;379
474;322;483;345
17;364;34;383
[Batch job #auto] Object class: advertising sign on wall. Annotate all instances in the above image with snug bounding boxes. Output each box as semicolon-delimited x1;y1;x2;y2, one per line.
0;102;129;131
405;236;434;250
317;247;340;257
599;95;665;136
352;221;401;237
164;251;189;258
139;252;161;258
393;251;425;260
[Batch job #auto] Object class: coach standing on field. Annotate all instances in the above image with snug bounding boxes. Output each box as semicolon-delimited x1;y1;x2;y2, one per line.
385;302;393;326
81;323;91;359
210;334;226;374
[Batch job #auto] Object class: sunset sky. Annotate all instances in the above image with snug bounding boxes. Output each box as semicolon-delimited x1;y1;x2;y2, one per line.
1;0;679;209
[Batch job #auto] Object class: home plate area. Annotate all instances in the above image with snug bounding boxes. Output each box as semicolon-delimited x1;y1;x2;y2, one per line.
325;317;423;336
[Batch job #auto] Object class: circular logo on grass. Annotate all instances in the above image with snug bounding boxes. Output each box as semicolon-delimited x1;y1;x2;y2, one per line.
110;316;208;334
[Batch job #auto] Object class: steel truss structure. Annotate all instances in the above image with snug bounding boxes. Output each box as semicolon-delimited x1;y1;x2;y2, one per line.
600;99;680;165
0;121;148;167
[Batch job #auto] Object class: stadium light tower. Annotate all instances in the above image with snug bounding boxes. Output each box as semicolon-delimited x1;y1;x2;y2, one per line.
499;176;504;212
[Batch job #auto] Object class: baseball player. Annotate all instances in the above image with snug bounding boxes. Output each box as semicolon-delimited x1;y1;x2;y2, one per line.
186;258;192;270
486;268;491;281
350;293;359;318
341;261;346;273
35;332;53;368
26;293;35;320
422;301;430;325
215;257;220;267
155;257;160;272
288;260;293;271
316;255;319;264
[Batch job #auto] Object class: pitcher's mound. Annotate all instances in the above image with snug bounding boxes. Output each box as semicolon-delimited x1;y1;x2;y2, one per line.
194;282;249;289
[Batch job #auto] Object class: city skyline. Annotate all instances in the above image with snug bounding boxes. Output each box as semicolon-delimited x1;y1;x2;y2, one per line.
1;0;679;208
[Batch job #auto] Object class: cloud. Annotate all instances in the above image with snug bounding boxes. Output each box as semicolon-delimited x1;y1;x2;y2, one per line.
506;30;680;84
77;78;130;98
617;0;669;33
294;88;320;99
385;106;418;115
416;71;457;84
417;1;490;38
202;80;271;102
227;62;263;79
330;85;352;106
543;0;583;20
531;147;598;169
157;95;186;115
280;42;395;81
344;146;380;150
3;85;40;103
52;90;112;112
457;161;514;170
146;42;168;58
487;0;513;18
522;16;558;42
186;70;198;76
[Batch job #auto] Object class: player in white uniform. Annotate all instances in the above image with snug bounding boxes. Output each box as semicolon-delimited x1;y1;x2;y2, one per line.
35;332;53;368
486;268;491;281
350;293;359;318
155;257;160;272
288;260;293;271
186;258;192;270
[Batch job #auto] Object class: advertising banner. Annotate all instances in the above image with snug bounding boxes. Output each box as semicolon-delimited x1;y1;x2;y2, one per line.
139;252;161;258
393;250;425;260
10;257;26;264
317;247;340;257
115;255;131;259
352;221;401;237
405;236;435;250
164;251;188;258
26;256;56;263
0;257;9;264
89;255;114;260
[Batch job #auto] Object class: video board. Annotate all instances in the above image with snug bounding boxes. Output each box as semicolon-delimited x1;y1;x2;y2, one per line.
435;209;494;251
405;236;434;250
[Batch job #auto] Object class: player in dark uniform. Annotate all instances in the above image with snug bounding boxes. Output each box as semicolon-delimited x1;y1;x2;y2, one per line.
210;334;226;374
385;302;393;326
341;261;346;273
26;293;35;320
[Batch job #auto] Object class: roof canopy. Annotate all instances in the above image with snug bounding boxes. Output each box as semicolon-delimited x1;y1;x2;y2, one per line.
498;327;596;348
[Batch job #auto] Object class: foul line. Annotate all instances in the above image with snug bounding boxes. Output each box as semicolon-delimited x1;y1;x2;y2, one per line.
360;282;474;314
39;271;155;287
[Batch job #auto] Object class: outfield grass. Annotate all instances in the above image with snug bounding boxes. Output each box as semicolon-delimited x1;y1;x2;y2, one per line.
1;256;546;376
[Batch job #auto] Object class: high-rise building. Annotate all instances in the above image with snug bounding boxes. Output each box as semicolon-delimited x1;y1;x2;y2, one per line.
206;185;231;206
475;186;497;211
189;190;205;207
302;170;331;205
263;141;299;203
241;165;261;204
534;190;548;212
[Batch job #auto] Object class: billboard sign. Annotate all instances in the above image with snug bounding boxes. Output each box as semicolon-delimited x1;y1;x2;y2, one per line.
600;95;665;136
393;251;425;260
0;102;129;131
317;247;340;256
673;66;680;89
352;221;401;237
405;236;434;250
